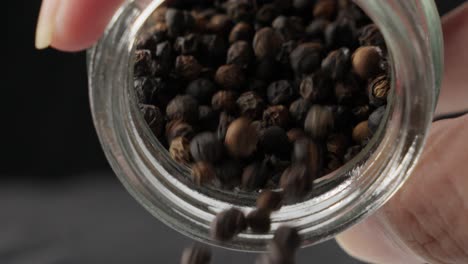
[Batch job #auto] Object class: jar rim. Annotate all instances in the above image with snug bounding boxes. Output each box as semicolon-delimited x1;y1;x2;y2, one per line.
88;0;443;252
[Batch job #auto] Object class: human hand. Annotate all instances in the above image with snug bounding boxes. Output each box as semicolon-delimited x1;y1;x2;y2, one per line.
337;3;468;264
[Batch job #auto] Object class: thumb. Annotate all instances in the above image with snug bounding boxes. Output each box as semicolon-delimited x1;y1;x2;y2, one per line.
35;0;124;52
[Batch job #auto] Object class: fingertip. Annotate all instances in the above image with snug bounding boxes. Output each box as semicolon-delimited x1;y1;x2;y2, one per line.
49;0;124;52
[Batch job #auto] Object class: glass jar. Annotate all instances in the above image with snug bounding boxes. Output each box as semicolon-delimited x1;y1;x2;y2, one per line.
87;0;443;252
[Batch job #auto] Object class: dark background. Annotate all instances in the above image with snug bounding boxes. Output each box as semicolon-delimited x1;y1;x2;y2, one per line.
2;1;464;263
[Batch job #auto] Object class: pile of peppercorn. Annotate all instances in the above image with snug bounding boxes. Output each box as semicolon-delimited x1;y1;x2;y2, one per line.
134;0;390;263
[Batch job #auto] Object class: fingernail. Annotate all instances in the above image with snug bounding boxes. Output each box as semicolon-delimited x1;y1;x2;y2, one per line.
35;0;61;49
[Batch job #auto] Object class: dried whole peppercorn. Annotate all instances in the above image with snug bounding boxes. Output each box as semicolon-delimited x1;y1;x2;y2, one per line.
304;105;334;140
280;164;313;202
305;18;329;40
313;0;337;20
287;128;307;142
255;57;282;82
276;40;298;65
225;117;258;158
256;190;283;212
151;6;167;23
227;1;254;23
207;14;234;35
241;161;271;191
352;121;371;144
190;132;224;163
211;208;247;241
256;4;280;26
174;33;201;55
165;8;185;36
267;80;294;105
352;46;384;80
139;104;164;137
299;71;333;103
331;105;353;131
293;0;313;10
334;75;360;105
229;22;254;43
358;24;386;50
246;209;271;233
289;98;311;125
253;27;285;59
217;112;236;140
368;74;390;107
352;104;371;122
180;244;212;264
191;161;217;186
166;95;199;124
134;77;179;109
293;138;322;179
321;48;351;81
236;91;265;120
324;153;343;174
215;64;246;91
134;49;156;77
260;126;292;158
170;137;192;165
175;55;202;80
272;16;305;42
263;105;290;128
154;41;174;76
212;90;238;113
368;106;386;134
273;226;301;255
136;24;167;51
186;79;216;105
198;106;218;131
344;145;362;162
326;133;349;158
290;43;323;76
166;120;195;144
227;41;253;68
215;159;243;189
199;34;228;66
324;15;357;49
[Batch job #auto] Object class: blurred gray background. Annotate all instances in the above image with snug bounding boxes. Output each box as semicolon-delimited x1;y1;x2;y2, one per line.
2;0;464;263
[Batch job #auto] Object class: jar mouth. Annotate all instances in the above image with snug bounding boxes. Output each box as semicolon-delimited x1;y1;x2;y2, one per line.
88;0;442;252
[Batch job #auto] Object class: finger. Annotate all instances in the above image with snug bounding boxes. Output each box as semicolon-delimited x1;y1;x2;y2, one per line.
35;0;124;52
436;3;468;116
337;114;468;263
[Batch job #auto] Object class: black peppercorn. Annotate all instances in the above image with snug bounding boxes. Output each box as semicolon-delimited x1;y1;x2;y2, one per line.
241;161;271;191
313;0;337;20
190;132;224;163
166;95;199;124
174;33;201;55
215;159;243;189
225;117;258;158
358;24;386;51
199;34;228;66
211;208;247;241
352;121;371;144
300;71;333;103
192;161;217;186
180;244;212;264
289;98;311;125
215;64;246;91
273;225;301;255
305;18;329;40
305;105;334;140
139;104;164;137
255;57;282;82
227;1;254;23
267;80;294;105
175;55;202;80
321;48;351;81
256;4;280;26
207;14;234;35
165;8;185;36
290;43;323;76
324;15;357;49
229;22;254;43
344;145;362;162
166;120;195;144
134;49;156;77
287;128;307;142
212;90;238;114
198;106;219;131
280;164;313;202
263;105;290;128
170;137;192;165
260;126;292;159
237;91;265;120
256;190;283;212
352;104;371;122
246;209;271;233
368;74;390;107
352;46;384;80
253;27;285;59
272;16;305;42
227;41;253;68
186;79;216;105
154;41;174;76
326;133;350;158
293;138;322;179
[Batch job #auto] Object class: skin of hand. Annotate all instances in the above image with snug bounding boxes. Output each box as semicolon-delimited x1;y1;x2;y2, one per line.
35;1;468;263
